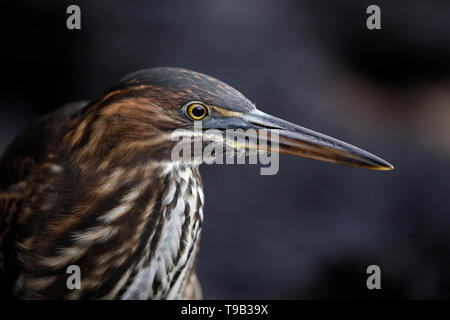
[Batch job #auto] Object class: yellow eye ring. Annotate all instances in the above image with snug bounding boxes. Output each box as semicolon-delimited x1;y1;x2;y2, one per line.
186;102;209;120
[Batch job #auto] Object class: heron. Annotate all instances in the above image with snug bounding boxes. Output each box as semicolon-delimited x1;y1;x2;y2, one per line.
0;67;393;299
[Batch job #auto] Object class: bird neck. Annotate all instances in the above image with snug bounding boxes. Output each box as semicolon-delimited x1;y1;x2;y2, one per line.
19;160;204;299
119;161;204;299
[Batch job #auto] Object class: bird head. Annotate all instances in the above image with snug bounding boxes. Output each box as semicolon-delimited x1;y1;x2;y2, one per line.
64;67;393;171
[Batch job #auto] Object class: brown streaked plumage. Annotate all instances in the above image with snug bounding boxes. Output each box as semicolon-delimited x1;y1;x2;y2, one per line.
0;67;393;299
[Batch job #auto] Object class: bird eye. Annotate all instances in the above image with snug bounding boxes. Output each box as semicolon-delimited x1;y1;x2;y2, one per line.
186;102;208;120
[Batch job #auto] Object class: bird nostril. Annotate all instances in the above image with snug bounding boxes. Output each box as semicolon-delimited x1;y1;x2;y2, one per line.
248;120;281;130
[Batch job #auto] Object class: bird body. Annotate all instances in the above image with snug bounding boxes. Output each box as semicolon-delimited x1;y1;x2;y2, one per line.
0;67;393;299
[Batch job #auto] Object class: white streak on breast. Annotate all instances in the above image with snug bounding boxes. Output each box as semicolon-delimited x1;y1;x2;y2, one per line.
122;165;202;300
162;181;176;206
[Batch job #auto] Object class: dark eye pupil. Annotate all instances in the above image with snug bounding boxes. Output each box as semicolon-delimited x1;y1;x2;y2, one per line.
192;105;205;118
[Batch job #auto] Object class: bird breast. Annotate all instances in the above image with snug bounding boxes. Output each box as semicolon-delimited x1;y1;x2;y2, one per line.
121;163;204;299
14;161;203;300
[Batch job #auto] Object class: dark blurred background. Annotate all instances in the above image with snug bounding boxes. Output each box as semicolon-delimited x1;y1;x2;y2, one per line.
2;0;450;299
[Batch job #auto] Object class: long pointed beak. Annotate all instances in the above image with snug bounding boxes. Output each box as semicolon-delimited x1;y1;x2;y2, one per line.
243;110;394;170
